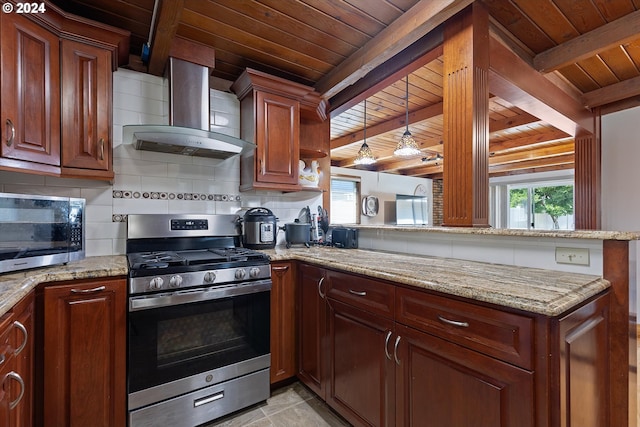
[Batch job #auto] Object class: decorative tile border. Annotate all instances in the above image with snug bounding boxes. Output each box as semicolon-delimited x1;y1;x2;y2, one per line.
112;214;128;223
112;190;241;202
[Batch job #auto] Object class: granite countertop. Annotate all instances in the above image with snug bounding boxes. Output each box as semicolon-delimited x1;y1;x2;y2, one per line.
264;246;610;316
0;247;609;318
348;224;640;241
0;255;128;318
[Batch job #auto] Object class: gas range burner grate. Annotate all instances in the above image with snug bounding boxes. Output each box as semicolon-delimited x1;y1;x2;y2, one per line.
128;251;187;270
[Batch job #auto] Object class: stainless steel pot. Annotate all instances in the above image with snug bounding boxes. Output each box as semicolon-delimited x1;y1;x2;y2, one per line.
280;220;311;248
241;207;277;249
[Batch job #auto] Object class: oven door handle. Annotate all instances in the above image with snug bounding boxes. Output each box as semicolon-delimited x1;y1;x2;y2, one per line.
129;279;271;311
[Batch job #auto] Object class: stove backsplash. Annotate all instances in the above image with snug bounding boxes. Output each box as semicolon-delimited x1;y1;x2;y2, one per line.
0;68;321;256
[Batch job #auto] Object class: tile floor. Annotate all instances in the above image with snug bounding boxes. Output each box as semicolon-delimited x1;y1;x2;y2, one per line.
202;382;350;427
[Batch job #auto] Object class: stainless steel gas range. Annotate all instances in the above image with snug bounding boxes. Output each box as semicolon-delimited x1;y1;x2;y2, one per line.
125;214;271;427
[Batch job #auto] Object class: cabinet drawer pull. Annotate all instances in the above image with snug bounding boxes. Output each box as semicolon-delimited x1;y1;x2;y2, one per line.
99;138;105;160
384;331;392;361
438;315;469;328
272;266;289;272
194;391;224;407
0;353;5;366
71;286;106;294
317;277;326;299
6;371;25;410
393;335;401;365
5;119;15;146
13;321;27;355
348;289;367;296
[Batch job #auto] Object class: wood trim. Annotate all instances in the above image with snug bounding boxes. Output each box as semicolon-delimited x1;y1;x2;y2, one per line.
442;2;490;227
574;110;601;230
603;240;631;427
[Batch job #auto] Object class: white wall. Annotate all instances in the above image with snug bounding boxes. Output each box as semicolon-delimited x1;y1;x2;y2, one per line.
331;166;432;225
0;68;321;255
602;105;640;231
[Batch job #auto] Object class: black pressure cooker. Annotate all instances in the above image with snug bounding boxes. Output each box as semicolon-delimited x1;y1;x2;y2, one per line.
240;207;278;249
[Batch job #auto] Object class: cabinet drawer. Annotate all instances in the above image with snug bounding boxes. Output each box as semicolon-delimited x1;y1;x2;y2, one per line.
396;287;534;369
327;271;394;318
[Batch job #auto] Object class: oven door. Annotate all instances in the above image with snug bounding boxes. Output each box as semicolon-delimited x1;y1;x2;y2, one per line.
127;280;270;410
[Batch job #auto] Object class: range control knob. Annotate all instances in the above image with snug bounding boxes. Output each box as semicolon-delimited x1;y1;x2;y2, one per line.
169;275;183;288
235;269;247;280
149;277;164;290
204;271;217;283
249;267;261;278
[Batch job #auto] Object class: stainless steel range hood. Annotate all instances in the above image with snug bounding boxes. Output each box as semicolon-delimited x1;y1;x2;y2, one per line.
124;57;254;159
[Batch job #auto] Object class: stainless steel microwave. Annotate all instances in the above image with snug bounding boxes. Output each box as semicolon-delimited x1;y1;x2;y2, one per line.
0;193;85;274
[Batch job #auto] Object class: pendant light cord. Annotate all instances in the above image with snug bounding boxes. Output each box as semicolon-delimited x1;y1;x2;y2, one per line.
405;75;409;132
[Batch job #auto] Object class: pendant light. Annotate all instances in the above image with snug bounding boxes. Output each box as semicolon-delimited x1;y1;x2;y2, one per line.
394;75;421;157
354;98;376;165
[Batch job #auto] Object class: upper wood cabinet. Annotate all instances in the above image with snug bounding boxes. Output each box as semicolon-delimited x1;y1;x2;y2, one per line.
60;39;113;178
0;1;128;181
232;68;327;192
0;12;61;173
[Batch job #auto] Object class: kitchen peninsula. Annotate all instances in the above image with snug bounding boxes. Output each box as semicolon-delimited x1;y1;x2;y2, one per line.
0;226;636;427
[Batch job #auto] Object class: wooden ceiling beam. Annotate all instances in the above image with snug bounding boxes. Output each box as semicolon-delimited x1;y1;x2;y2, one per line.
489;112;540;133
488;153;575;173
489;129;571;153
489;141;574;164
147;0;185;75
330;102;443;150
315;0;473;100
533;9;640;73
582;75;640;108
489;36;593;136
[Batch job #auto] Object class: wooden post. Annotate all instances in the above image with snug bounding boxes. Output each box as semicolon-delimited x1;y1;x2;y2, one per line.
442;3;490;227
575;109;602;230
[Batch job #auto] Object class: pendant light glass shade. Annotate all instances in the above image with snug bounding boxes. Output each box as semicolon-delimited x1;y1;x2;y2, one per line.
354;99;376;165
394;75;421;157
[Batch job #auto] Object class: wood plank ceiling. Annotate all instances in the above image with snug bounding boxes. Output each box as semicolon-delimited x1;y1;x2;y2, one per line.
50;0;640;179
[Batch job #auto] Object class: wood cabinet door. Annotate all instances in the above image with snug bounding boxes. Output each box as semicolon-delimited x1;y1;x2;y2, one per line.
11;293;33;427
270;261;297;384
395;323;535;427
0;312;15;427
42;278;126;427
61;39;112;173
326;298;395;427
255;91;299;186
297;263;327;398
0;12;60;167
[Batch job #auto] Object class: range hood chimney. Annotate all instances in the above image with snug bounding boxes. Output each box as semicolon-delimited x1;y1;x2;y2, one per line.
124;57;254;159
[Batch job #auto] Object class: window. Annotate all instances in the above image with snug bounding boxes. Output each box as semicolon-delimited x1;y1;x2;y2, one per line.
330;177;360;224
507;184;574;230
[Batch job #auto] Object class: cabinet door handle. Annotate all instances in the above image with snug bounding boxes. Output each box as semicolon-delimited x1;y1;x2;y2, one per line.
5;119;15;146
317;277;326;299
384;331;392;361
348;289;366;296
13;321;27;355
272;266;289;272
393;335;401;365
98;138;105;160
70;286;106;294
259;158;265;175
437;315;469;328
6;372;25;410
0;353;5;366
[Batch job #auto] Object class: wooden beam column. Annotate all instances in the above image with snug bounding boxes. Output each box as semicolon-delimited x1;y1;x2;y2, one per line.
574;109;602;230
442;3;490;227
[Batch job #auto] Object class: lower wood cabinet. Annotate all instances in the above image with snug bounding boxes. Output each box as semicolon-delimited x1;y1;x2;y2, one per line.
37;277;126;427
270;261;297;384
297;262;611;427
0;291;33;427
297;263;328;398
